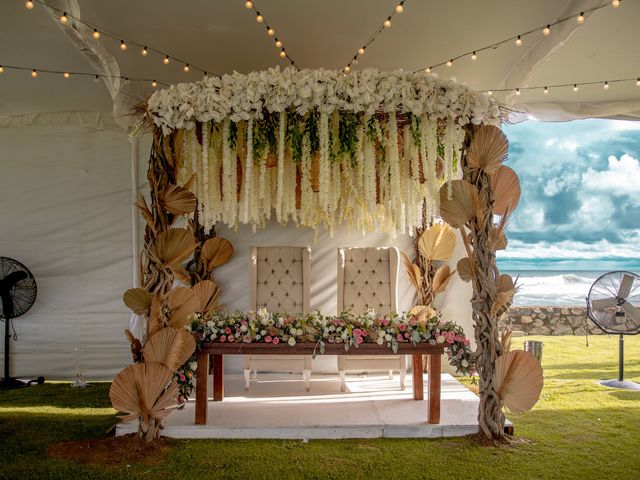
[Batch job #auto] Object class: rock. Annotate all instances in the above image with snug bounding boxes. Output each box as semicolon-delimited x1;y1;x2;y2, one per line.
520;315;533;324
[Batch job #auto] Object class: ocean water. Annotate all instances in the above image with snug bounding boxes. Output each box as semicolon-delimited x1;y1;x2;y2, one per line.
501;270;640;307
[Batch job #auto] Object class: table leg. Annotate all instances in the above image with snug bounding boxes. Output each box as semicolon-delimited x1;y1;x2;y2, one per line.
427;353;441;424
412;354;424;400
212;354;224;401
195;351;209;425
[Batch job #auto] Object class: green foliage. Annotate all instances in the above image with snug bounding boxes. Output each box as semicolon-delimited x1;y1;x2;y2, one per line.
1;336;639;479
305;111;320;157
252;112;279;162
338;112;360;164
228;121;238;151
286;114;305;163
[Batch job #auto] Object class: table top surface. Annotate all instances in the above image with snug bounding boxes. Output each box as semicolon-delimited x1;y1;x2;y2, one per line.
198;342;446;355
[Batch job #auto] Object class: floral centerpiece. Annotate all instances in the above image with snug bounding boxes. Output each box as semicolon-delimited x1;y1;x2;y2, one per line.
174;308;474;404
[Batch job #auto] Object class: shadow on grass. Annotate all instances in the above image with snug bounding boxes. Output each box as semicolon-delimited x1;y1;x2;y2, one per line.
542;360;640;381
0;383;112;409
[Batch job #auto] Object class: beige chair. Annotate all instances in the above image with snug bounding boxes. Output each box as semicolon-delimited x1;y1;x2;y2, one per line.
337;247;407;391
244;246;312;391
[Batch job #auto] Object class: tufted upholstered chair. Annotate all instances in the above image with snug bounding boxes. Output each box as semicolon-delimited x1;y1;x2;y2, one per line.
336;247;407;391
243;246;312;391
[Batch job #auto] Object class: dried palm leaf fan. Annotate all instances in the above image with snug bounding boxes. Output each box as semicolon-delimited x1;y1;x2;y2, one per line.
159;184;197;216
417;224;456;262
192;279;221;313
143;327;196;370
201;237;234;270
439;180;480;229
166;287;199;328
123;288;152;316
586;271;640;390
493;349;543;414
491;166;521;217
466;125;508;175
148;228;197;270
109;362;179;433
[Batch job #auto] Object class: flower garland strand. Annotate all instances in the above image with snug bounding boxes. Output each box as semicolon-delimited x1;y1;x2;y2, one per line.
242;117;254;224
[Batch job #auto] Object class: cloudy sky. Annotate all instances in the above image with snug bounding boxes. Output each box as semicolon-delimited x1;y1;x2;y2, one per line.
498;119;640;271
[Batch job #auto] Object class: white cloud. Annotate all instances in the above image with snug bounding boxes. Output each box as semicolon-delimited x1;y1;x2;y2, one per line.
582;154;640;195
498;239;640;260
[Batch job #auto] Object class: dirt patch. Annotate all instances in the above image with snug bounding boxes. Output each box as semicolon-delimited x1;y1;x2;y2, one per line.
47;433;172;467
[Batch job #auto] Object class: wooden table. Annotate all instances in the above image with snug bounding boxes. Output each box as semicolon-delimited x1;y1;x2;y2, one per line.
195;342;445;426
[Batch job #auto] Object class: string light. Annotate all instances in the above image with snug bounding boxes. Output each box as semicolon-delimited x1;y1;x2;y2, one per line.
25;1;34;9
487;90;493;96
163;55;170;65
573;84;579;92
92;28;100;39
446;59;453;67
515;88;521;96
544;86;549;94
515;35;523;46
543;25;551;36
244;1;296;66
425;67;431;74
275;39;282;48
471;51;477;60
395;2;405;13
256;13;264;23
31;69;38;78
612;0;621;7
279;49;286;58
183;63;190;73
141;46;148;56
603;81;609;90
358;47;366;55
59;12;68;24
94;75;100;83
267;27;275;36
344;65;351;73
482;77;639;95
384;18;392;28
151;80;157;88
119;40;127;50
63;72;70;79
0;66;4;73
245;1;253;8
637;78;640;86
577;12;585;23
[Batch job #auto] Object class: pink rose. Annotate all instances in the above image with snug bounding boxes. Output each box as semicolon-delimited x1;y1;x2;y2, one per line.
179;374;186;382
178;395;185;403
225;327;232;334
356;336;363;344
404;332;411;339
265;335;272;343
409;318;417;326
220;335;226;342
382;318;390;326
396;333;404;342
272;337;280;345
398;324;406;332
228;335;235;343
243;336;252;343
353;328;363;337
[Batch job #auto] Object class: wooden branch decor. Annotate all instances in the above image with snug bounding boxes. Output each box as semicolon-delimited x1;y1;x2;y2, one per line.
111;123;234;442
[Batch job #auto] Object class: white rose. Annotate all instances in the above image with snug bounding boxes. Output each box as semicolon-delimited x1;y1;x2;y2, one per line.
288;337;296;346
341;331;348;340
437;335;445;344
260;329;266;336
190;362;198;371
376;337;384;345
207;321;214;328
240;325;248;333
385;334;392;342
461;359;469;367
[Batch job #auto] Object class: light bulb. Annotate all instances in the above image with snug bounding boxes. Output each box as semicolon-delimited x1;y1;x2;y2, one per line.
344;65;351;73
544;86;549;94
120;40;127;50
245;1;253;8
267;27;275;36
94;75;100;83
384;18;392;28
92;29;100;39
612;0;621;7
487;90;493;96
395;3;404;13
141;46;148;56
358;47;365;55
25;1;34;9
0;65;4;73
604;81;609;90
637;78;640;86
543;25;550;36
515;88;521;96
425;67;431;74
279;49;286;58
515;35;522;46
151;80;157;88
275;40;282;48
577;12;585;23
183;64;190;73
163;55;170;64
63;72;70;79
471;51;477;60
60;12;68;24
256;14;263;23
573;84;578;92
446;59;453;67
31;69;38;78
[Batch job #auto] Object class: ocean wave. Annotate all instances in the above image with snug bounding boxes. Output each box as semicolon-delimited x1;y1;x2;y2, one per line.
511;272;598;306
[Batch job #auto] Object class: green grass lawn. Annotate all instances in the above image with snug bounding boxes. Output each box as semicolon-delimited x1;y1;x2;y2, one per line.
1;335;639;480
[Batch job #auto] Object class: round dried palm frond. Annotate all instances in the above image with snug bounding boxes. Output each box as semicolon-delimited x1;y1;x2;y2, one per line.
492;165;521;216
401;252;422;291
148;294;165;338
493;350;543;414
109;362;179;423
149;228;196;269
467;125;508;175
432;265;455;296
409;305;438;322
166;287;199;328
143;327;196;371
182;173;197;193
417;224;457;261
123;288;152;316
159;184;197;216
192;280;221;313
488;227;508;251
201;237;234;270
457;257;474;282
439;180;479;228
492;274;516;316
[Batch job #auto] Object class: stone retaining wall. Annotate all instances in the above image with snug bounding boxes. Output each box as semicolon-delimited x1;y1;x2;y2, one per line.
504;306;603;336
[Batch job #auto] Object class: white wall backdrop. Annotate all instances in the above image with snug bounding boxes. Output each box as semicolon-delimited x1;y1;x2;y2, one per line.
1;122;473;379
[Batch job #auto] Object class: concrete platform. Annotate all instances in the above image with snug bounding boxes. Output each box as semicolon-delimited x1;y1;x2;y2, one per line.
116;373;487;439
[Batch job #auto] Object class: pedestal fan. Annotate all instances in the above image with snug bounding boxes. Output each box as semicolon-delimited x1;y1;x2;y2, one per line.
586;270;640;390
0;257;42;389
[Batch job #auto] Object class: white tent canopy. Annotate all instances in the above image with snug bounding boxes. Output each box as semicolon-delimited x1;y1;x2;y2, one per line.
1;0;638;379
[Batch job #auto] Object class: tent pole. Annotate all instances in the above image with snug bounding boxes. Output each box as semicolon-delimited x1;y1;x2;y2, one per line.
130;135;140;288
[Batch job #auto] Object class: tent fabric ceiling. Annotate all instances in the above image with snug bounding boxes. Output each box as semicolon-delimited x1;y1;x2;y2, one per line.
0;0;638;123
